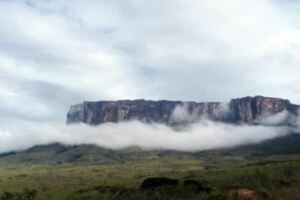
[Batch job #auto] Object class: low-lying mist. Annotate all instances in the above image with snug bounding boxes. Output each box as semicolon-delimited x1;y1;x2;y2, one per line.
0;119;292;153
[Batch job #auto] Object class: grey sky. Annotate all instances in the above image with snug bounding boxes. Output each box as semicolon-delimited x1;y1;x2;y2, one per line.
1;0;300;125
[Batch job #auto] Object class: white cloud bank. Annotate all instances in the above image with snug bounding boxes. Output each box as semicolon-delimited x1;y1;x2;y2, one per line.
0;120;289;153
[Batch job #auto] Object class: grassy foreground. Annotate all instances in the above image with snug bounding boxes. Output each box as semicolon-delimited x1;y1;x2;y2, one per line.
0;155;300;200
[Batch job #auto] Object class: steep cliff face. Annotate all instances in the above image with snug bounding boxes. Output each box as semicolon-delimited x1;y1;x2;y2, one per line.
67;96;300;126
67;100;226;125
229;96;298;123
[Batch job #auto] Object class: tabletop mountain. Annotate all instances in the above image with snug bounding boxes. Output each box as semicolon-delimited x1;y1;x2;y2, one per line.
67;96;300;126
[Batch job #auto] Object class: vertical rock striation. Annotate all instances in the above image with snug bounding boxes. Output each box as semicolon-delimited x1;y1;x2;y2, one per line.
67;96;300;126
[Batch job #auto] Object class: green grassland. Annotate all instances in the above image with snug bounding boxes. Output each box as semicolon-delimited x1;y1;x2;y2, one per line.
0;160;201;199
0;154;300;199
1;134;300;199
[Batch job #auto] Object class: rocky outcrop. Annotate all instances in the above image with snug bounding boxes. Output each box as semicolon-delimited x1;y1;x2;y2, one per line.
228;96;299;123
67;96;300;126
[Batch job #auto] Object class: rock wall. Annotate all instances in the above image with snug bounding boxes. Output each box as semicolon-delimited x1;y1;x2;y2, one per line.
67;96;299;126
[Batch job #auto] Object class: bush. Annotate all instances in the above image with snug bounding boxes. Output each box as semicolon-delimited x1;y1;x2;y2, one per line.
0;189;37;200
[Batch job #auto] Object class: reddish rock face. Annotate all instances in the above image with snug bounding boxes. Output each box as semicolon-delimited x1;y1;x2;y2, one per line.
229;96;297;123
67;96;299;126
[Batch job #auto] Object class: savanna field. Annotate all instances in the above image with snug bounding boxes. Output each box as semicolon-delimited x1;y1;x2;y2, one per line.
0;137;300;200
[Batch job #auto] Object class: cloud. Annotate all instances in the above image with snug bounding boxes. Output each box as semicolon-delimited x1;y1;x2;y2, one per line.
0;120;289;153
0;102;298;153
254;109;300;127
255;111;290;126
1;0;300;148
169;102;230;124
170;103;200;124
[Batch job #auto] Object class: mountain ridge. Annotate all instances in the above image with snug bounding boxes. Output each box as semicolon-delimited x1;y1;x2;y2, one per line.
2;133;300;165
67;96;300;126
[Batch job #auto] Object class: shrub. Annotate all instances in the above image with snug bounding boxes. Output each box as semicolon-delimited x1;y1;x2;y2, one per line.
0;189;37;200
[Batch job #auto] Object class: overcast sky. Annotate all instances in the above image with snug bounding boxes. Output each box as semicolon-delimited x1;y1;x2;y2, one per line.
1;0;300;125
